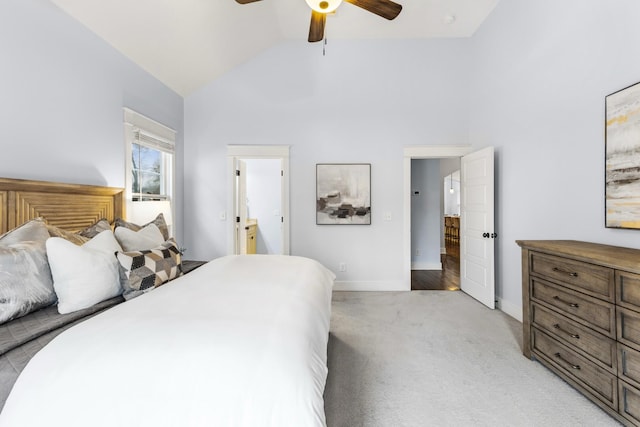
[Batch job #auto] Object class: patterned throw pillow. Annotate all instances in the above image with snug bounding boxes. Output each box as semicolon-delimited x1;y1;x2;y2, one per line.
116;239;182;300
46;224;89;246
78;219;111;239
0;218;57;324
45;218;111;246
114;213;169;241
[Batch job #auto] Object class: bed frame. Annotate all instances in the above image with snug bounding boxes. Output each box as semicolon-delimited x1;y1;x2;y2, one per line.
0;177;125;234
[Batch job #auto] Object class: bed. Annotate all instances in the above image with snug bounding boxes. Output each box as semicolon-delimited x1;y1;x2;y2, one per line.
0;177;335;426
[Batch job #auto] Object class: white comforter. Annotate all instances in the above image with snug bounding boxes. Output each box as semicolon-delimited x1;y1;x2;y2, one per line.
0;255;335;427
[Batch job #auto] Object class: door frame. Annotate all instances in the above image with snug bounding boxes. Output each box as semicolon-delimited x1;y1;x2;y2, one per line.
403;145;473;290
227;145;290;255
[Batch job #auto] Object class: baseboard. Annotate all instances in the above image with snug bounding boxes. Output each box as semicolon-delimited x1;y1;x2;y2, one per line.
497;297;522;322
410;262;442;271
333;280;408;291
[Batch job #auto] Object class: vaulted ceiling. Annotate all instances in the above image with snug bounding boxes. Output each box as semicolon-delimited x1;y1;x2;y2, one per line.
50;0;499;96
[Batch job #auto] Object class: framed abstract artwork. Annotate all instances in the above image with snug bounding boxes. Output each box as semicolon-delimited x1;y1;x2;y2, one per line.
316;163;371;225
606;81;640;229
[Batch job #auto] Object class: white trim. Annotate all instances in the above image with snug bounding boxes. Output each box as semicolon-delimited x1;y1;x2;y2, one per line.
226;145;290;256
333;280;406;291
411;262;442;271
123;109;176;215
403;146;472;291
124;107;176;142
227;145;290;158
404;145;472;159
497;297;522;322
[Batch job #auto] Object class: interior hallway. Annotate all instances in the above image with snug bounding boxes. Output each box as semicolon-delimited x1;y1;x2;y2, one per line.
411;237;460;291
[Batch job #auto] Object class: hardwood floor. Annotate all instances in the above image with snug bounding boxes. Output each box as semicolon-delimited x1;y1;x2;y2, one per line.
411;240;460;291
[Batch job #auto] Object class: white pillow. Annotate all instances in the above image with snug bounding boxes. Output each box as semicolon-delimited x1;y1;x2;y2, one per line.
114;223;165;252
46;230;123;314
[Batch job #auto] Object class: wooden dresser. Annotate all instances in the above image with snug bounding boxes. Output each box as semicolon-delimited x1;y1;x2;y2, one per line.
518;240;640;426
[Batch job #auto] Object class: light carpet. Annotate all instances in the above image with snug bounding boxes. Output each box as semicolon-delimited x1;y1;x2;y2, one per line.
324;291;620;427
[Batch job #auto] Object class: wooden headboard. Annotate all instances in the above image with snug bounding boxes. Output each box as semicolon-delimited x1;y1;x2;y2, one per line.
0;177;125;235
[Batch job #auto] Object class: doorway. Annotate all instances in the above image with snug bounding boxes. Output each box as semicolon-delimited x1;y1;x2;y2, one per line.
227;145;290;255
403;146;496;309
410;159;461;291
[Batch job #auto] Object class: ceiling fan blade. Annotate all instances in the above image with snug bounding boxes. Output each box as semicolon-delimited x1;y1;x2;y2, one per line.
308;10;326;43
235;0;262;4
344;0;402;20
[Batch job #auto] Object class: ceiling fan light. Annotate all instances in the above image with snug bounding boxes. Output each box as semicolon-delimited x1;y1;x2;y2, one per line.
305;0;342;14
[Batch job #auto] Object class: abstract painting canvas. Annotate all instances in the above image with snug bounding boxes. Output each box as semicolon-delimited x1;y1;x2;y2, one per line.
606;81;640;229
316;164;371;225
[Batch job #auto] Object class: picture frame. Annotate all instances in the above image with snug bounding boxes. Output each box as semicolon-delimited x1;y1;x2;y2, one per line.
605;81;640;229
316;163;371;225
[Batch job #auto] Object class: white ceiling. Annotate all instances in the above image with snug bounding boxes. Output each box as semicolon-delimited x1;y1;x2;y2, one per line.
50;0;499;96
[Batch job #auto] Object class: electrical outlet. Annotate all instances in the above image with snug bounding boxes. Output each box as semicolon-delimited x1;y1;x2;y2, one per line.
383;212;392;221
339;262;347;272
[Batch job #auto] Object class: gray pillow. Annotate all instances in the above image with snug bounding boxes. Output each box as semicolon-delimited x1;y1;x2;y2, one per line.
0;219;56;324
114;213;170;241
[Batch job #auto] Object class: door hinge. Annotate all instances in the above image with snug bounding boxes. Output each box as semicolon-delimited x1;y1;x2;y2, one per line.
281;170;284;177
236;170;240;176
236;217;240;223
281;217;284;223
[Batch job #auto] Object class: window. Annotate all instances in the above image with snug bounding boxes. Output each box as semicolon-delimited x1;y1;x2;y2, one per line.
124;108;176;202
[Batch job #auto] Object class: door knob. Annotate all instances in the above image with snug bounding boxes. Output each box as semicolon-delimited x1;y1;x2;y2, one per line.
483;232;489;238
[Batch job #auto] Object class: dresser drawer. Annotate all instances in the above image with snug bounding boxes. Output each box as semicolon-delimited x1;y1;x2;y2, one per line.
617;271;640;312
618;307;640;353
620;380;640;425
531;278;616;338
532;328;617;408
531;303;616;372
530;252;614;301
619;344;640;390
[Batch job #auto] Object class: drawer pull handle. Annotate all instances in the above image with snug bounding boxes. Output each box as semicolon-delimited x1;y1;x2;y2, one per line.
554;352;581;370
553;323;580;339
552;295;579;308
552;267;578;277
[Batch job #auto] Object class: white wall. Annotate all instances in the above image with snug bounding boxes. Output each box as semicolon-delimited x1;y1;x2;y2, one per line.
184;0;640;318
0;0;184;241
469;0;640;319
245;159;282;254
411;159;442;270
184;39;471;288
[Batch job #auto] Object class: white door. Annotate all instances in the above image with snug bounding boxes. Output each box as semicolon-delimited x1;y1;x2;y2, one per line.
236;159;248;255
460;147;495;309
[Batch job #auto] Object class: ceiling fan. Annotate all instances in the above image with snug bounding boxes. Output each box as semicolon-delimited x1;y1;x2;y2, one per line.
235;0;403;43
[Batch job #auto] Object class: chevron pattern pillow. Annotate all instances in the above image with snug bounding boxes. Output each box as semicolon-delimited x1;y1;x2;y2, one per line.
116;239;182;300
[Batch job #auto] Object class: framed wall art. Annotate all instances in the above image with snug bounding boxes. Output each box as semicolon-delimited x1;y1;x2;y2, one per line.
316;163;371;225
606;81;640;229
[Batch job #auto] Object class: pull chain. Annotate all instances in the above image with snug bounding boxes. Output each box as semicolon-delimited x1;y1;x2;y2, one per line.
323;37;327;56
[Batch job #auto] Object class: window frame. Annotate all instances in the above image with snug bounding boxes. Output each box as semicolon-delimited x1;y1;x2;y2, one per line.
124;108;176;204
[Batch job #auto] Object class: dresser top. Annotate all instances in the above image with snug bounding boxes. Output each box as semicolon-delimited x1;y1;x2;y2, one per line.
516;240;640;274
